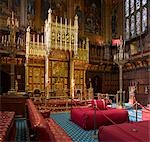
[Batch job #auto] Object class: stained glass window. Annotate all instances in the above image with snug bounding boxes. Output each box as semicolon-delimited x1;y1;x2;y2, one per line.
142;0;147;6
125;0;129;17
136;11;141;35
126;18;129;39
130;0;134;14
136;0;140;10
142;7;147;32
125;0;148;40
131;15;135;37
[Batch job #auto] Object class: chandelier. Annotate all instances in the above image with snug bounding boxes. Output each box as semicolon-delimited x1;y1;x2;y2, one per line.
6;12;20;94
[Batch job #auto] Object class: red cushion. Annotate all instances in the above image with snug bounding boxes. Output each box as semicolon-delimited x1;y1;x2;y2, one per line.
97;99;106;110
91;99;97;108
91;99;106;110
98;120;150;142
71;107;129;130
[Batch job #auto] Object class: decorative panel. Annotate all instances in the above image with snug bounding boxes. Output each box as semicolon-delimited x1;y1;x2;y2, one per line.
28;59;45;92
48;60;69;97
74;69;84;91
33;68;40;83
50;50;69;60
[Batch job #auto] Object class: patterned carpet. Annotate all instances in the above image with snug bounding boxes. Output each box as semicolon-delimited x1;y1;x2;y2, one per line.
51;110;142;142
14;109;142;142
15;118;29;142
51;112;98;142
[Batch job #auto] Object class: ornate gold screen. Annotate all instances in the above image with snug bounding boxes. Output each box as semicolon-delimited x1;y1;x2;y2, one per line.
25;9;89;99
50;60;69;97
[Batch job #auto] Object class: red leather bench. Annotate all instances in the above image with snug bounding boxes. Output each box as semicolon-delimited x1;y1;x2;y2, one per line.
0;111;16;142
26;99;72;142
98;120;150;142
71;107;129;130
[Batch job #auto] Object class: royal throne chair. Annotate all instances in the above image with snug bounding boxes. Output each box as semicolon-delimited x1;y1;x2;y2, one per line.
33;89;42;103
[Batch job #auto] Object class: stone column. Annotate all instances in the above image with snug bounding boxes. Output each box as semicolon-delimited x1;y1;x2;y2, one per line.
83;70;87;100
45;55;49;99
10;57;15;91
70;51;74;99
119;65;123;106
25;27;30;92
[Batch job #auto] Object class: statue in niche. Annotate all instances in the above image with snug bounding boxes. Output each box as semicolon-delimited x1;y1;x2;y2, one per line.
15;80;18;92
14;0;20;7
85;7;95;33
41;0;51;21
87;78;94;100
27;0;35;15
75;5;83;25
111;9;117;37
128;84;136;105
54;0;66;18
41;0;66;21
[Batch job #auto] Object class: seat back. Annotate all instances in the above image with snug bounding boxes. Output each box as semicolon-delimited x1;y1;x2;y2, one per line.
34;89;41;97
26;99;55;141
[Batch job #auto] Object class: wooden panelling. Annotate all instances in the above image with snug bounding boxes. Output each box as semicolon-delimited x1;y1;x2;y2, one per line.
0;95;28;117
123;67;149;105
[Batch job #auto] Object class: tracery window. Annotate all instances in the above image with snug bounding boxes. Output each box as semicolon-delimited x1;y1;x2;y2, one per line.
125;0;148;40
130;0;135;14
136;0;140;10
125;0;129;17
131;15;135;37
142;7;147;32
126;18;130;39
142;0;147;6
136;11;140;35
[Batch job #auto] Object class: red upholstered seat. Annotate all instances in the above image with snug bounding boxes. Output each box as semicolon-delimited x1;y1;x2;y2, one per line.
27;99;72;142
27;99;55;141
91;99;107;110
46;118;72;142
71;107;129;130
0;111;16;142
98;120;150;142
